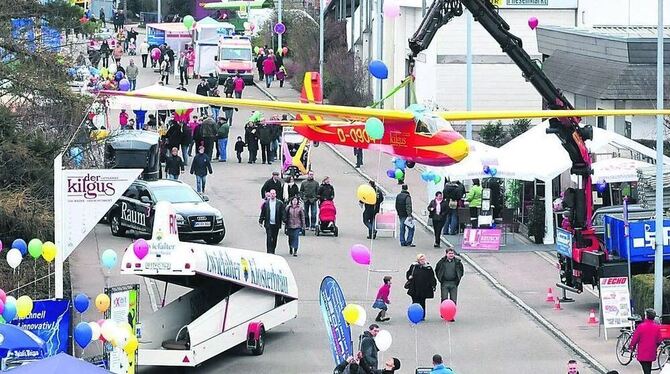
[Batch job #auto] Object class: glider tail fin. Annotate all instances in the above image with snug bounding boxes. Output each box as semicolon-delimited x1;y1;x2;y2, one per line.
299;72;323;105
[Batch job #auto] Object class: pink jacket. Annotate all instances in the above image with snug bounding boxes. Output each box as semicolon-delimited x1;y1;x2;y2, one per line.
188;121;200;136
630;319;663;362
375;283;391;304
262;57;276;75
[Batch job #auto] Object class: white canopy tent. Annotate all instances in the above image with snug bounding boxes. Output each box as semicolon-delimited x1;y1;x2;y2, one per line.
591;157;653;183
105;85;208;111
429;121;670;245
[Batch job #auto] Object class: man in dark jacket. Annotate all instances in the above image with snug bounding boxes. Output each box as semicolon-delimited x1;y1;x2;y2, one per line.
435;248;464;313
180;122;192;166
359;324;380;370
362;180;383;239
318;176;335;202
190;145;213;193
166;121;183;151
261;172;284;201
443;180;465;235
216;118;230;162
196;78;210;116
256;53;266;80
395;184;415;247
300;171;319;230
245;122;259;163
258;123;273;164
165;147;184;180
199;117;218;160
259;189;285;254
428;191;448;248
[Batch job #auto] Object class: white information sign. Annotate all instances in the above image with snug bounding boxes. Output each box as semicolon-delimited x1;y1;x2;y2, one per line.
600;277;632;330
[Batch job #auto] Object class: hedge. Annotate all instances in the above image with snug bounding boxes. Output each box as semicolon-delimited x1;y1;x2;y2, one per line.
631;274;670;315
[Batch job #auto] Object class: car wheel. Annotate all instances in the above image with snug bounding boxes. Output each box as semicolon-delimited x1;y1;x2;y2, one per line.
205;231;225;244
251;328;265;356
333;227;339;237
110;211;127;237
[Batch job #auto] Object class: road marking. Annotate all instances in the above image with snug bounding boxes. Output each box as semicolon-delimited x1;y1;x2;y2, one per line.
254;83;609;373
534;251;600;298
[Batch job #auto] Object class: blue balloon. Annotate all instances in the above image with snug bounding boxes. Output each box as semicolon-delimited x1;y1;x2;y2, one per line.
394;158;407;170
114;71;124;82
74;293;89;313
74;322;93;348
407;303;424;324
3;302;16;322
490;168;497;176
483;165;490;174
421;171;431;182
12;239;27;256
596;182;607;194
101;249;117;270
368;60;388;80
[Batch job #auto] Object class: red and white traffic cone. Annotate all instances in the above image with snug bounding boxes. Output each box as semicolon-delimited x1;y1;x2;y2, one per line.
554;298;562;311
545;288;555;303
587;309;598;324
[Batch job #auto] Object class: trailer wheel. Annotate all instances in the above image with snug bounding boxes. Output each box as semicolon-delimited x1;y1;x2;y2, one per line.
251;328;265;356
110;211;126;237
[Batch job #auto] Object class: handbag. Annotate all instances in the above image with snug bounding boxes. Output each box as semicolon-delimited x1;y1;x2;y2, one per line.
449;199;458;209
404;265;416;290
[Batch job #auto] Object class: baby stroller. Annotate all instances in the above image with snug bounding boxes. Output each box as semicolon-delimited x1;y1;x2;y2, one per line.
315;200;338;236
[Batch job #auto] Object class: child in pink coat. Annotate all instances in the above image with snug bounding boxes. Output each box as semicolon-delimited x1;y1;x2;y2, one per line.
373;276;392;322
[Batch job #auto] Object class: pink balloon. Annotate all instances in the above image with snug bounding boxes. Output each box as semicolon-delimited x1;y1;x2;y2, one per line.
0;289;5;304
440;299;457;321
0;240;3;252
383;1;401;18
0;300;4;315
133;238;149;260
528;16;539;30
151;48;161;61
350;244;371;265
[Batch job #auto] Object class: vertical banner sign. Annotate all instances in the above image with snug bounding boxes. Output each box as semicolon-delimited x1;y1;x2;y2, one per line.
59;168;143;260
319;276;353;366
555;228;573;258
600;277;632;330
8;299;70;360
106;285;139;374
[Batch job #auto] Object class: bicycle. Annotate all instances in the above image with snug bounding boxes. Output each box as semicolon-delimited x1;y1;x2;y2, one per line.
615;314;670;369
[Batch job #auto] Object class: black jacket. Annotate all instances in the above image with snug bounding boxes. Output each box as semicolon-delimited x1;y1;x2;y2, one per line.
180;123;192;145
261;178;284;200
443;182;465;201
166;123;183;147
395;191;412;218
428;199;448;221
259;199;285;227
257;125;273;145
190;153;212;177
360;331;379;369
234;140;245;152
165;155;184;175
196;82;210;96
286;184;300;201
405;263;437;299
435;256;464;285
318;183;335;202
363;188;383;218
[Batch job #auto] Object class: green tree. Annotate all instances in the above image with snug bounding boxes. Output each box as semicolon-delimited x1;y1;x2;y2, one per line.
479;120;508;147
506;118;531;140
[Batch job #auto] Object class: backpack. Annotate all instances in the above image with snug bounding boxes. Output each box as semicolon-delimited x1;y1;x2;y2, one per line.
224;77;234;92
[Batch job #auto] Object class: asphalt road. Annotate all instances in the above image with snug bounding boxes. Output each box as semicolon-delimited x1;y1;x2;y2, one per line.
65;50;604;373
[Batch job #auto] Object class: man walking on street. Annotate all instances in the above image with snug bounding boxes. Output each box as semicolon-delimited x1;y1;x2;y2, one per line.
165;147;184;180
261;171;284;202
435;248;464;319
300;171;319;230
196;78;210;116
178;51;189;86
125;59;139;91
216;118;230;162
359;324;380;370
139;40;149;68
259;189;285;254
395;184;415;247
362;180;383;239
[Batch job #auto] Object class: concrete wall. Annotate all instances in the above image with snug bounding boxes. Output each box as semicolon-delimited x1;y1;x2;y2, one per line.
578;0;670;27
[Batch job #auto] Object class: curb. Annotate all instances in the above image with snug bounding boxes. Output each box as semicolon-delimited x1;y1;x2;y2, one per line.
253;82;609;373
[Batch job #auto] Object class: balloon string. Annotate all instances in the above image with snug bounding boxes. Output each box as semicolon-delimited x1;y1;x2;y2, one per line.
34;260;37;298
448;322;453;367
414;324;419;368
365;141;385;303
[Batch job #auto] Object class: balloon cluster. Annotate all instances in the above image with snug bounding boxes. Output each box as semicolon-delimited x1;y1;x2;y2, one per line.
343;303;393;352
420;170;442;185
386;158;406;181
5;238;57;271
85;65;129;92
406;299;458;324
72;292;138;354
482;165;498;177
0;294;34;322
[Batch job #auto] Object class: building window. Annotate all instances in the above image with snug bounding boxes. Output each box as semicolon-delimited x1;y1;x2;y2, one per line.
597;108;605;129
625;121;632;139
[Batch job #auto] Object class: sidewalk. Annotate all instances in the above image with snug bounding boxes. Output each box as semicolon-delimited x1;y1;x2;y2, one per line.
255;79;635;373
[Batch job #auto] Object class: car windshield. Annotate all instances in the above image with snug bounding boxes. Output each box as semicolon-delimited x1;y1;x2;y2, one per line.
220;48;252;61
415;115;454;135
152;185;203;204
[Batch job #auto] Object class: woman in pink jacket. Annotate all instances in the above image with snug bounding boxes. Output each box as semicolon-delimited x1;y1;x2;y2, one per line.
262;55;277;88
630;308;663;374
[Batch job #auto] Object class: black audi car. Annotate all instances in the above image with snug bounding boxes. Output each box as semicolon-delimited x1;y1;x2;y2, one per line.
108;179;225;244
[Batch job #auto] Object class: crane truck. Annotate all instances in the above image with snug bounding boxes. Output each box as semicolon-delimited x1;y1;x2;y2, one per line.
407;0;629;296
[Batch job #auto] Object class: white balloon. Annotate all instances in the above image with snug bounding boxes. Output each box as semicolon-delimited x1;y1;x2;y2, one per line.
89;321;101;341
101;320;117;341
353;304;367;327
115;328;129;349
5;296;16;306
108;64;117;74
6;249;22;269
375;329;393;352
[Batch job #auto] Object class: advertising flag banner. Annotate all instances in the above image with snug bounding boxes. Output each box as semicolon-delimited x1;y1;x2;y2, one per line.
8;299;70;360
319;276;352;366
59;168;142;260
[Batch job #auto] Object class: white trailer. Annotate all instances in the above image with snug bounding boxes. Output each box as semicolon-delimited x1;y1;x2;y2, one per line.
120;201;298;368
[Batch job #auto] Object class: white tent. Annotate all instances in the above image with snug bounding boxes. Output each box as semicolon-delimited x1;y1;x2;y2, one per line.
105;85;208;110
592;157;652;183
428;140;506;180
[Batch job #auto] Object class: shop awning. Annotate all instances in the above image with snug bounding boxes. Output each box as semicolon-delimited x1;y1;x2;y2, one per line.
592;157;652;183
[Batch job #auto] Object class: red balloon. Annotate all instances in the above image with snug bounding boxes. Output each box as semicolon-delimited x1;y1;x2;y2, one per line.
440;299;457;321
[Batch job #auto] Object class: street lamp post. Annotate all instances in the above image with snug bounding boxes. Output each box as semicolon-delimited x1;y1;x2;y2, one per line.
653;0;664;315
157;0;162;23
278;0;283;51
319;0;324;85
374;0;383;106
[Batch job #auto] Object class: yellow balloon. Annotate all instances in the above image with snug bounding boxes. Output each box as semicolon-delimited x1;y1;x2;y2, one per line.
42;242;57;263
124;335;139;355
95;293;110;313
342;304;360;325
356;184;377;205
119;322;133;336
16;296;33;318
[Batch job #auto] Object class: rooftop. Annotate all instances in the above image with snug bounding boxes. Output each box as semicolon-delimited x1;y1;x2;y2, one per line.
539;25;670;41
